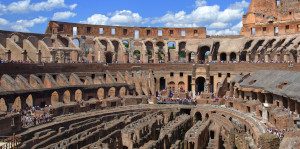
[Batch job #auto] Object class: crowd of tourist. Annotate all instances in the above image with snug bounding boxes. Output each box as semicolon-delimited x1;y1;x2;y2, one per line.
266;128;287;139
20;106;53;128
156;89;196;105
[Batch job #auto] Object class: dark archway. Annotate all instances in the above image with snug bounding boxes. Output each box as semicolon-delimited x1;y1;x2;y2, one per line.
100;40;108;51
145;41;154;63
159;77;166;90
240;51;247;61
230;52;237;61
105;52;113;63
195;77;205;94
220;53;227;61
198;46;210;63
195;112;202;122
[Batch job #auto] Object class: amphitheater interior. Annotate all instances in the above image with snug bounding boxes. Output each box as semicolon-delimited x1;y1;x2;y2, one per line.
0;0;300;149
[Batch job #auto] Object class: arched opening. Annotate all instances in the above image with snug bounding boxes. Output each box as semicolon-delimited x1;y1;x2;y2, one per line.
168;81;176;91
43;37;53;47
108;87;116;97
122;40;129;48
145;41;154;63
178;81;185;92
111;40;119;61
105;52;113;63
97;88;105;99
178;42;186;62
63;90;71;104
159;77;166;91
197;46;210;63
210;131;215;139
195;112;202;122
157;42;165;62
230;52;237;61
26;95;33;108
119;87;127;97
59;37;69;47
0;98;7;112
100;40;108;51
75;89;82;102
51;91;59;106
212;42;220;61
240;51;247;61
220;53;227;61
28;36;39;49
73;38;80;47
195;77;205;95
133;50;141;61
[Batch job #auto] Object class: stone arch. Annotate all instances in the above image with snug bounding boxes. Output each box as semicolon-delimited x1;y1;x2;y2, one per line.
194;112;202;122
27;36;39;48
105;52;113;63
198;46;210;63
240;51;247;61
159;77;166;90
145;41;154;63
59;37;69;47
97;88;105;99
133;50;141;61
178;41;186;61
75;89;82;102
12;96;22;112
63;90;71;104
100;40;108;51
195;77;206;94
108;87;116;97
0;98;7;112
72;38;80;47
119;87;127;97
220;52;227;61
122;40;129;48
167;41;176;49
51;91;60;106
212;42;220;61
26;94;33;108
168;81;176;91
42;37;53;47
10;34;20;43
230;52;237;61
178;81;185;91
157;42;165;62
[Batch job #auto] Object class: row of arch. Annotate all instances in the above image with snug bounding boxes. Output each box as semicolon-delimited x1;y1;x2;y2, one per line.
0;87;127;112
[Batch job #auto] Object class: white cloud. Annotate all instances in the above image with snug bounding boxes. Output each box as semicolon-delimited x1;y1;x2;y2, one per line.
52;11;76;21
82;10;144;26
82;14;109;25
0;18;9;26
69;4;77;10
2;0;77;13
152;0;249;35
11;16;47;32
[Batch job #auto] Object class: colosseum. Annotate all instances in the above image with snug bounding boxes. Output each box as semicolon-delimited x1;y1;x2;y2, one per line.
0;0;300;148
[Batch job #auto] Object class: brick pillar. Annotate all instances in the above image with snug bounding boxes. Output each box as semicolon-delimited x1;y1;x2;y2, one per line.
217;54;220;62
255;54;259;62
246;53;250;62
208;54;212;62
265;54;270;63
226;54;230;62
236;52;240;62
284;53;290;62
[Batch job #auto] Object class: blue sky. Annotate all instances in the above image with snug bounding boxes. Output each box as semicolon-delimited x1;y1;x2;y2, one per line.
0;0;250;35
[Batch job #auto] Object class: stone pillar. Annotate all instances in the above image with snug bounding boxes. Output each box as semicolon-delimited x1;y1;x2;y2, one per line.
226;54;230;62
217;54;220;62
208;54;212;62
274;53;281;62
262;103;271;123
284;53;290;62
255;54;259;62
191;79;196;97
265;54;270;63
246;53;250;62
297;54;300;63
236;53;240;62
51;51;56;63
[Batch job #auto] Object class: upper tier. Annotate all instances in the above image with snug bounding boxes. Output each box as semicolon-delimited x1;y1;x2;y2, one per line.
46;21;207;39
